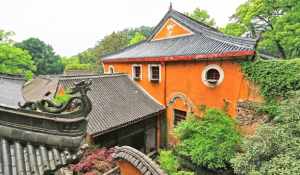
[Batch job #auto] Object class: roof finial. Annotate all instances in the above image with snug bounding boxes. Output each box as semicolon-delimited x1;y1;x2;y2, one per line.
169;2;173;10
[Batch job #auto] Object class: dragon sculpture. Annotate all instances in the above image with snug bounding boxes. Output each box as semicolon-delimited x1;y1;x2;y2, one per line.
19;80;92;117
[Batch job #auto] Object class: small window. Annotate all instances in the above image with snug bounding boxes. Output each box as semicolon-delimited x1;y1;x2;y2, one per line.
149;64;160;82
206;68;220;84
174;109;187;126
132;65;142;80
201;64;224;87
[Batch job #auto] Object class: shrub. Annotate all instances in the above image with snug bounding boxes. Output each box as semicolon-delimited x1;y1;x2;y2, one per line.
158;150;195;175
230;91;300;174
71;148;115;173
174;109;240;170
241;59;300;100
158;150;179;174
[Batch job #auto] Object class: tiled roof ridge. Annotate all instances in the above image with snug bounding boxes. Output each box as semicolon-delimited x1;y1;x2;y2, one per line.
57;73;128;80
169;9;257;49
0;72;25;80
113;146;166;175
102;40;147;60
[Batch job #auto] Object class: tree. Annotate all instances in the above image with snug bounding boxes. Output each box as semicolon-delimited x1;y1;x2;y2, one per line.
174;109;240;170
15;38;64;75
230;0;300;58
0;29;15;44
0;44;35;79
128;32;146;46
221;23;247;37
94;31;128;58
231;91;300;175
77;48;97;65
186;8;216;27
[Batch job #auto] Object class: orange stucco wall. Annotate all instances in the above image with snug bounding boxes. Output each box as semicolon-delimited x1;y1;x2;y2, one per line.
103;60;262;142
118;160;142;175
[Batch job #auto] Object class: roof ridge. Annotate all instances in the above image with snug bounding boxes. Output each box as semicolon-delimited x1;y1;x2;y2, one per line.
0;72;25;80
170;9;257;44
102;40;147;60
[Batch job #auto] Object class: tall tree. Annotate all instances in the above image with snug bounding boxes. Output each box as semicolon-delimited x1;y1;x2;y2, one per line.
15;38;64;75
0;29;15;44
186;8;216;27
0;44;35;79
228;0;300;58
128;32;146;46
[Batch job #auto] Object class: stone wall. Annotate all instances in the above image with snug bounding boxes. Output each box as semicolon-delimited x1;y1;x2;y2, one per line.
236;101;269;135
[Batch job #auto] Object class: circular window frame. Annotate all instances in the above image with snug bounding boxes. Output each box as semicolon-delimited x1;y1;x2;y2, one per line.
201;64;224;88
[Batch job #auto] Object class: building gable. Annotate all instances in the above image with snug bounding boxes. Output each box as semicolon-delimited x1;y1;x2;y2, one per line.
152;18;193;41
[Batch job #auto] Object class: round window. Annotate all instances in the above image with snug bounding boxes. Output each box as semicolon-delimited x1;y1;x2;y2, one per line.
202;64;224;87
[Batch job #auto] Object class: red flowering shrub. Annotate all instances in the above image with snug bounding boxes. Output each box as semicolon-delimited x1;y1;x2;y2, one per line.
71;147;115;174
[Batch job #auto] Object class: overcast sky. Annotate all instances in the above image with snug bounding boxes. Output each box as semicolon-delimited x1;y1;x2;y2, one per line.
0;0;246;56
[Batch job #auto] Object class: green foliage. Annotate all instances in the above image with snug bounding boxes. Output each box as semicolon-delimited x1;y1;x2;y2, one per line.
0;29;15;44
15;37;64;75
241;59;300;99
0;43;35;79
53;93;71;104
220;23;247;37
77;48;97;65
174;109;240;169
231;0;300;58
159;150;179;174
65;63;94;71
158;150;195;175
231;91;300;175
128;32;146;46
186;8;216;27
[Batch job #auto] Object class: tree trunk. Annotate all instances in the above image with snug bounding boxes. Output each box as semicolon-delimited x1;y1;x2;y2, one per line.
275;40;287;59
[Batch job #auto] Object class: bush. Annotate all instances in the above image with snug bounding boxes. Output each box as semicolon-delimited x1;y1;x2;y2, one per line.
158;150;195;175
230;91;300;175
174;109;240;170
158;150;179;174
241;59;300;100
71;148;115;173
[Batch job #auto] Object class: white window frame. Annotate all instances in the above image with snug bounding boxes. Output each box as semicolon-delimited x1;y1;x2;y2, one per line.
132;64;142;80
201;64;224;88
148;64;161;82
108;65;115;74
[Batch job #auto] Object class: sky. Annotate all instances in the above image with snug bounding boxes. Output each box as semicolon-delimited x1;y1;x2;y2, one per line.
0;0;247;56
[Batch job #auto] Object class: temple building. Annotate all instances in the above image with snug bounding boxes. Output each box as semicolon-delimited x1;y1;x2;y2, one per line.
23;74;166;153
102;7;262;142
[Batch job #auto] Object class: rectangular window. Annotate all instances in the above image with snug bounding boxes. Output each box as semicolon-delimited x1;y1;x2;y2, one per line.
149;64;160;82
174;109;187;126
132;65;142;80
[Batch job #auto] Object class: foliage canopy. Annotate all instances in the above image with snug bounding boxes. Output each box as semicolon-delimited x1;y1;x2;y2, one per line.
231;91;300;175
174;109;240;169
241;59;300;100
15;37;64;75
0;43;35;79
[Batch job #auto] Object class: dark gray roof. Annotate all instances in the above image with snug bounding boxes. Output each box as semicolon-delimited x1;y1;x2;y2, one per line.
113;146;166;175
0;137;77;175
23;76;59;101
102;9;257;61
0;73;25;108
58;74;164;136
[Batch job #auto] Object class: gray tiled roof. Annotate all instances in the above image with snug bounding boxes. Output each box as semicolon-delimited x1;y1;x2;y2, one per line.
58;74;164;136
113;146;166;175
0;73;25;108
0;138;76;175
102;9;257;61
23;76;59;101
